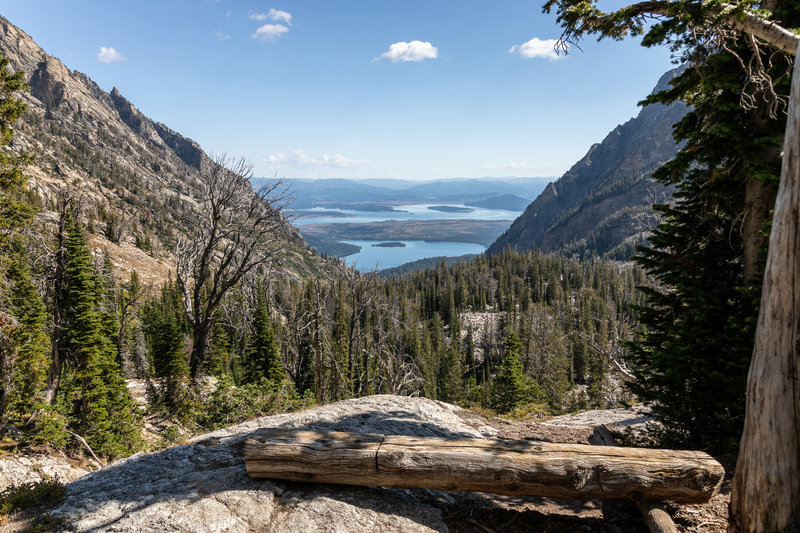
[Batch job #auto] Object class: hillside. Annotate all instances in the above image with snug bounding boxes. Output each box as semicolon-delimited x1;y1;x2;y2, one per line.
487;68;687;259
0;15;325;284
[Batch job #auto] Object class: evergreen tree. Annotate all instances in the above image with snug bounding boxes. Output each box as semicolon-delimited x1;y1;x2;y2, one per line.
628;44;790;451
0;52;33;242
61;214;142;457
203;321;231;378
0;52;63;444
244;292;283;384
489;332;530;413
5;246;48;408
142;282;188;411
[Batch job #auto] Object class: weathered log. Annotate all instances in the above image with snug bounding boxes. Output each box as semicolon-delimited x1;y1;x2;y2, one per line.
244;429;724;503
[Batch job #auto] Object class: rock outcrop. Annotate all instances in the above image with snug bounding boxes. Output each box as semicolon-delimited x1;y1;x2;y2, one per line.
50;396;485;532
0;454;88;492
488;68;687;259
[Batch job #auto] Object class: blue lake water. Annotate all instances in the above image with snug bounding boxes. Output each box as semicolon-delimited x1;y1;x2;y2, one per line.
292;203;522;226
294;203;523;271
341;240;486;271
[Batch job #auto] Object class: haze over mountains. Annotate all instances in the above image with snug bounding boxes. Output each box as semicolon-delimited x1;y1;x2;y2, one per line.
252;177;551;212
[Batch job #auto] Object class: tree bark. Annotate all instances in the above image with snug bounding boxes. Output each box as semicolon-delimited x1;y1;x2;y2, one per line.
729;47;800;533
245;429;725;503
189;322;211;378
742;177;777;282
639;501;680;533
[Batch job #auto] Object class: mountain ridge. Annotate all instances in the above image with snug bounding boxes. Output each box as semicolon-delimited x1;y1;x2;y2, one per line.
487;68;687;258
0;15;323;284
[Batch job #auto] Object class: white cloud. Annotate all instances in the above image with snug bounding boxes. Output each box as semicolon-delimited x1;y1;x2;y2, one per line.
267;8;292;24
379;41;438;63
252;24;289;41
264;150;367;169
213;30;232;40
509;37;565;60
226;10;232;19
250;9;292;24
96;46;125;63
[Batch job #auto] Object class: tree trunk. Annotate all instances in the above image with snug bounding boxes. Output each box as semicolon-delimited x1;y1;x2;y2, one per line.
729;48;800;533
189;322;211;378
742;177;777;282
245;429;725;503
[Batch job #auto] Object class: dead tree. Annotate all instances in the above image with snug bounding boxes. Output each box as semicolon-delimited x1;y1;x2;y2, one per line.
176;154;289;378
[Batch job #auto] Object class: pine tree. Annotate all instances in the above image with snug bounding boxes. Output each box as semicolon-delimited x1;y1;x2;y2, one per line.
0;52;33;242
3;242;57;440
61;214;142;457
244;292;283;384
489;332;530;413
142;282;188;411
203;321;230;378
0;52;63;444
628;46;787;451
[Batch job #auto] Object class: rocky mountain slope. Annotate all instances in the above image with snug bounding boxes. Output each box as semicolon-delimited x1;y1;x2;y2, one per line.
0;15;324;284
487;68;687;259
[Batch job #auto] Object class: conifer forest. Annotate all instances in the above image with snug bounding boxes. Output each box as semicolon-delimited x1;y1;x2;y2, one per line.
1;0;800;529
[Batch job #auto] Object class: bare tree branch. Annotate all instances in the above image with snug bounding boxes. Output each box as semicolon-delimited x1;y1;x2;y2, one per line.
176;153;290;378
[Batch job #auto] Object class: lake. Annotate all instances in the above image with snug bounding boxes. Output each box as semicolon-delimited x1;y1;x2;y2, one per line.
341;240;486;271
292;203;523;226
294;203;523;271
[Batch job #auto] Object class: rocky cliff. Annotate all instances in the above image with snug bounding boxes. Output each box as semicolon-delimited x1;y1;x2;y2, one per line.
487;68;687;259
0;15;321;284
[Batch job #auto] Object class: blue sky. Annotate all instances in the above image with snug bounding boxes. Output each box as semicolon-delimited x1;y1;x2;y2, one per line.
1;1;675;180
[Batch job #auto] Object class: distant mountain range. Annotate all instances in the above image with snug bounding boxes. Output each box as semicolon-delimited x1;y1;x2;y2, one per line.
251;177;552;212
488;68;687;259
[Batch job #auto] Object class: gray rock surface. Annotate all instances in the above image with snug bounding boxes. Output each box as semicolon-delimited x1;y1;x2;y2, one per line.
543;405;655;446
51;395;483;532
543;405;652;430
0;454;88;492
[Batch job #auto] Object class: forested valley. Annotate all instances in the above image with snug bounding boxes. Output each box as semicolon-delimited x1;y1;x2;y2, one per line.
0;12;783;464
1;0;800;528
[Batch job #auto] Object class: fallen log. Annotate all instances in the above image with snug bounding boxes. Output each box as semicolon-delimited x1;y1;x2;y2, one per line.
244;429;724;504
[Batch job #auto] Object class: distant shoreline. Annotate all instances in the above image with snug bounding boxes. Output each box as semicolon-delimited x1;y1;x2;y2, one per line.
428;205;474;213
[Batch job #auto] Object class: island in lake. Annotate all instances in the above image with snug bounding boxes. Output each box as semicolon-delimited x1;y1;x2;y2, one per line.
372;242;406;248
428;205;474;213
294;210;354;219
299;219;512;246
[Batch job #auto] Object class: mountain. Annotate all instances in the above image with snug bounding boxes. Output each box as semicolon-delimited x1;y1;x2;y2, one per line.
487;68;687;259
0;15;321;284
466;194;531;211
254;177;552;210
